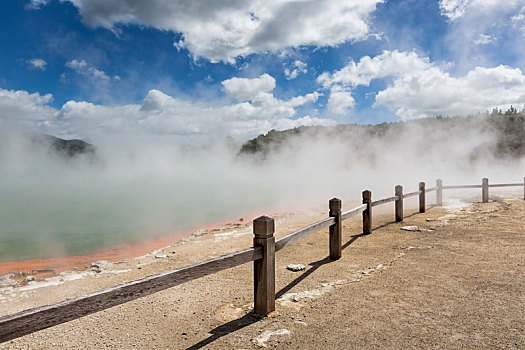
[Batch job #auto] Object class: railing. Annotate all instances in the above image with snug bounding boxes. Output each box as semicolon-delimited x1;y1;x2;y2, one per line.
1;177;524;343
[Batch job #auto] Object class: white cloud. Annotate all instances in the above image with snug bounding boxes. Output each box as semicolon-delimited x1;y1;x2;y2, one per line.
222;74;276;101
284;60;308;80
26;0;49;9
0;88;55;124
318;50;431;88
58;0;383;62
512;13;525;24
375;65;525;119
284;92;320;108
56;88;330;140
318;50;525;120
439;0;469;21
473;33;496;45
65;59;111;81
221;74;321;123
318;50;431;117
26;58;48;71
511;6;525;35
326;87;355;116
440;0;525;72
439;0;524;20
1;77;331;141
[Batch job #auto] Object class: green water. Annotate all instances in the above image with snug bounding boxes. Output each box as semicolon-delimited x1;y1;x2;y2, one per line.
1;190;175;261
0;177;277;263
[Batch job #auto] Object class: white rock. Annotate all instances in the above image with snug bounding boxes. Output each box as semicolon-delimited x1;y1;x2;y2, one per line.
252;329;291;348
0;274;16;288
401;226;420;232
286;264;306;272
91;260;111;273
439;214;457;222
155;254;168;259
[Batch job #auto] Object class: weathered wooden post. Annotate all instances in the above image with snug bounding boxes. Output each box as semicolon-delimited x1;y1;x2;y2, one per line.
482;178;489;203
253;216;275;315
419;182;426;213
436;179;443;206
362;190;372;235
329;198;342;260
395;185;403;222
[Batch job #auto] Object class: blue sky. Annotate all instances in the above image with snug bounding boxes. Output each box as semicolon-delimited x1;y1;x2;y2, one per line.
1;0;525;141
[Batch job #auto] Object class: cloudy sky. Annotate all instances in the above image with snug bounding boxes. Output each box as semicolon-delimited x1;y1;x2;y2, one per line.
1;0;525;141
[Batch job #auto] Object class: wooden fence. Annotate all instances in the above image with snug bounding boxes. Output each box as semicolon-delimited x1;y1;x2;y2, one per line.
1;177;524;343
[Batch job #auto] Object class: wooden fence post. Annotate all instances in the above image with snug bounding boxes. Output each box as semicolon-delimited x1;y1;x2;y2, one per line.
362;190;372;235
419;182;426;213
436;179;443;206
482;178;489;203
253;216;275;315
395;185;403;222
329;198;342;260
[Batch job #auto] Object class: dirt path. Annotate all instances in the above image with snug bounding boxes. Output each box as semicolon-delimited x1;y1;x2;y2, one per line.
1;196;524;349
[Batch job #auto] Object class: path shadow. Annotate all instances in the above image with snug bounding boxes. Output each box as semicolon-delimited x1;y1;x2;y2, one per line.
372;221;396;231
275;256;331;299
186;313;262;350
276;233;365;299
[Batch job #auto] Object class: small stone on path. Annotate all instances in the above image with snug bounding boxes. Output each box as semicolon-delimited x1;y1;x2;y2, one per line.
286;264;306;272
401;226;420;232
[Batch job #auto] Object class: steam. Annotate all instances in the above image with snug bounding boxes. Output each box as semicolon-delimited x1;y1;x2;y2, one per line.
0;117;523;263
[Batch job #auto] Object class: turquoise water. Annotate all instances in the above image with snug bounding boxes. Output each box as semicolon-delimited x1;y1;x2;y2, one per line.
0;172;280;263
1;189;166;261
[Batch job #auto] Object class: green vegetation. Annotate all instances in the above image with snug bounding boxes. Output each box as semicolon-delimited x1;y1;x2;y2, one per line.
239;107;525;160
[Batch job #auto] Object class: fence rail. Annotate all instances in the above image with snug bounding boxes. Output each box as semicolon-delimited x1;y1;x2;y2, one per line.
490;183;524;188
0;247;262;342
341;203;367;220
371;196;399;207
403;190;422;198
1;177;524;343
442;185;482;189
275;216;335;252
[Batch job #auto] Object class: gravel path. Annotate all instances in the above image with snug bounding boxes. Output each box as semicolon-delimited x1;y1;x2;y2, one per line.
1;196;523;349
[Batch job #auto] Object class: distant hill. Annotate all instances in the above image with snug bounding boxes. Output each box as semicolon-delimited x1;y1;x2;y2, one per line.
29;133;96;158
239;109;525;161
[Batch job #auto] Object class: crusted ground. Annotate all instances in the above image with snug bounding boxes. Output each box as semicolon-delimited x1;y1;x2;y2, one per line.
1;195;523;349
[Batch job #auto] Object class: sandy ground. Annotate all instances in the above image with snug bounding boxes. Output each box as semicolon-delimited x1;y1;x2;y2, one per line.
0;194;524;349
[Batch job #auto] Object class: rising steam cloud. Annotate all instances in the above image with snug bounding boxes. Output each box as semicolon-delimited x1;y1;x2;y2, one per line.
0;116;523;262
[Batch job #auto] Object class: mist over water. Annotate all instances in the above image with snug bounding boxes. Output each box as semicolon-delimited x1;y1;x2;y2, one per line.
0;117;524;263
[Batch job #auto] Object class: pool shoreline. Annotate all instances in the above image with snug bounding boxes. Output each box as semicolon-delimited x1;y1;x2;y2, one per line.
0;214;251;277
